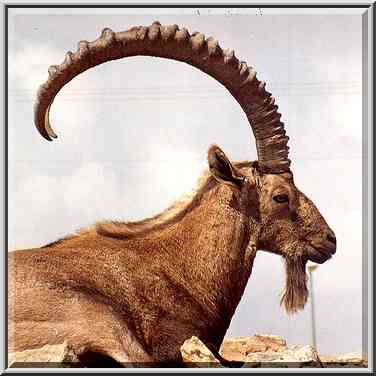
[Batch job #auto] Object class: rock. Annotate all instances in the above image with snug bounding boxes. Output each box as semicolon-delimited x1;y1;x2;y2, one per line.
319;352;367;367
180;334;315;368
220;334;286;362
180;336;223;367
8;341;79;368
242;344;322;368
181;335;321;368
220;335;368;368
9;335;367;368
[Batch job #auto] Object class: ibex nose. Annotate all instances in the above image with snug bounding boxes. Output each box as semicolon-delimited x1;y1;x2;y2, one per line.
326;231;337;254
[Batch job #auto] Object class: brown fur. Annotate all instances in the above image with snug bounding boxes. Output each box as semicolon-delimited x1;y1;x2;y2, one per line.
95;170;216;240
8;147;336;365
96;162;250;241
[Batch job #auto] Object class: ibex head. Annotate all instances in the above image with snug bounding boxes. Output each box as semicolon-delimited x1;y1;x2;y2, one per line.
33;21;336;314
208;144;336;313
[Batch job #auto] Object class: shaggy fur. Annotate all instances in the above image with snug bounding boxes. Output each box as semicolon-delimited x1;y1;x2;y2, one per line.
281;257;309;314
8;147;336;366
95;162;252;240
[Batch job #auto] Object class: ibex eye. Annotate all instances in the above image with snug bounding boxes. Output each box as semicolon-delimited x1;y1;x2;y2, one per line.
273;194;289;203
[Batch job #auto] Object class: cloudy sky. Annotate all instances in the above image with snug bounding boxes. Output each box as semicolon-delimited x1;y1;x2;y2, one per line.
8;8;364;356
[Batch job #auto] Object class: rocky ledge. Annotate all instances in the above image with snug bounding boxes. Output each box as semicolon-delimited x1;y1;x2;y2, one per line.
182;335;367;368
8;335;367;368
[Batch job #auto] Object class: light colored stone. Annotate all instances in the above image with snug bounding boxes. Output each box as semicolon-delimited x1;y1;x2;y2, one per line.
8;341;79;368
220;334;286;361
10;336;367;369
181;335;322;368
180;336;223;367
220;335;366;368
336;352;365;362
319;352;367;367
242;344;321;368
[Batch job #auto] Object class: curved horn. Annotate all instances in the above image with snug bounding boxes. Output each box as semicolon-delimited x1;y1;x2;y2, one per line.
34;22;290;174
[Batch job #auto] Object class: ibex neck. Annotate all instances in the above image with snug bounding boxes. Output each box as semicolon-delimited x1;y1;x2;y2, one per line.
171;182;256;341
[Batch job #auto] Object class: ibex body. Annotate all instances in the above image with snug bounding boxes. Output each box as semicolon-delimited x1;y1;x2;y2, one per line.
9;22;336;365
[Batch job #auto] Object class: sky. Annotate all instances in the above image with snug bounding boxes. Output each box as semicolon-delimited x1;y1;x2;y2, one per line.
7;8;364;356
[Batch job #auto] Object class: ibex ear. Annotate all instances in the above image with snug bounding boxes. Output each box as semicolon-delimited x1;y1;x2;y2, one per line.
208;145;244;189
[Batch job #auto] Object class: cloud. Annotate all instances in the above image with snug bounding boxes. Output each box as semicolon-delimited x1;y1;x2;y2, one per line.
8;41;107;161
8;144;207;250
9;43;62;94
9;161;123;249
147;143;206;198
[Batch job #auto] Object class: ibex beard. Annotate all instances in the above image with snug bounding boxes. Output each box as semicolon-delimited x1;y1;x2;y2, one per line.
228;162;336;315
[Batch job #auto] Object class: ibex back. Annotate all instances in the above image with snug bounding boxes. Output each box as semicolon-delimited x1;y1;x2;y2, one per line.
9;22;336;366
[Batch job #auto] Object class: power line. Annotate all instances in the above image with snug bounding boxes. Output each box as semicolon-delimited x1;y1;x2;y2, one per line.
9;82;362;95
9;90;362;102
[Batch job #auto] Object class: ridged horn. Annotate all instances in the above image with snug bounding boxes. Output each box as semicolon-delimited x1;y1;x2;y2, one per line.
34;21;290;174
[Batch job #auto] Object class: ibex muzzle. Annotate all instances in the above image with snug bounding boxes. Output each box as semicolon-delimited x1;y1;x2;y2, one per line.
9;22;336;365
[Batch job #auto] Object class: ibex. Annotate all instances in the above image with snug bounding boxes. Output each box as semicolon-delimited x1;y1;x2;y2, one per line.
9;22;337;366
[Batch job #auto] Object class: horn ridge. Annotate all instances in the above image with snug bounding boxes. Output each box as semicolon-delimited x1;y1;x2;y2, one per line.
34;22;290;173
